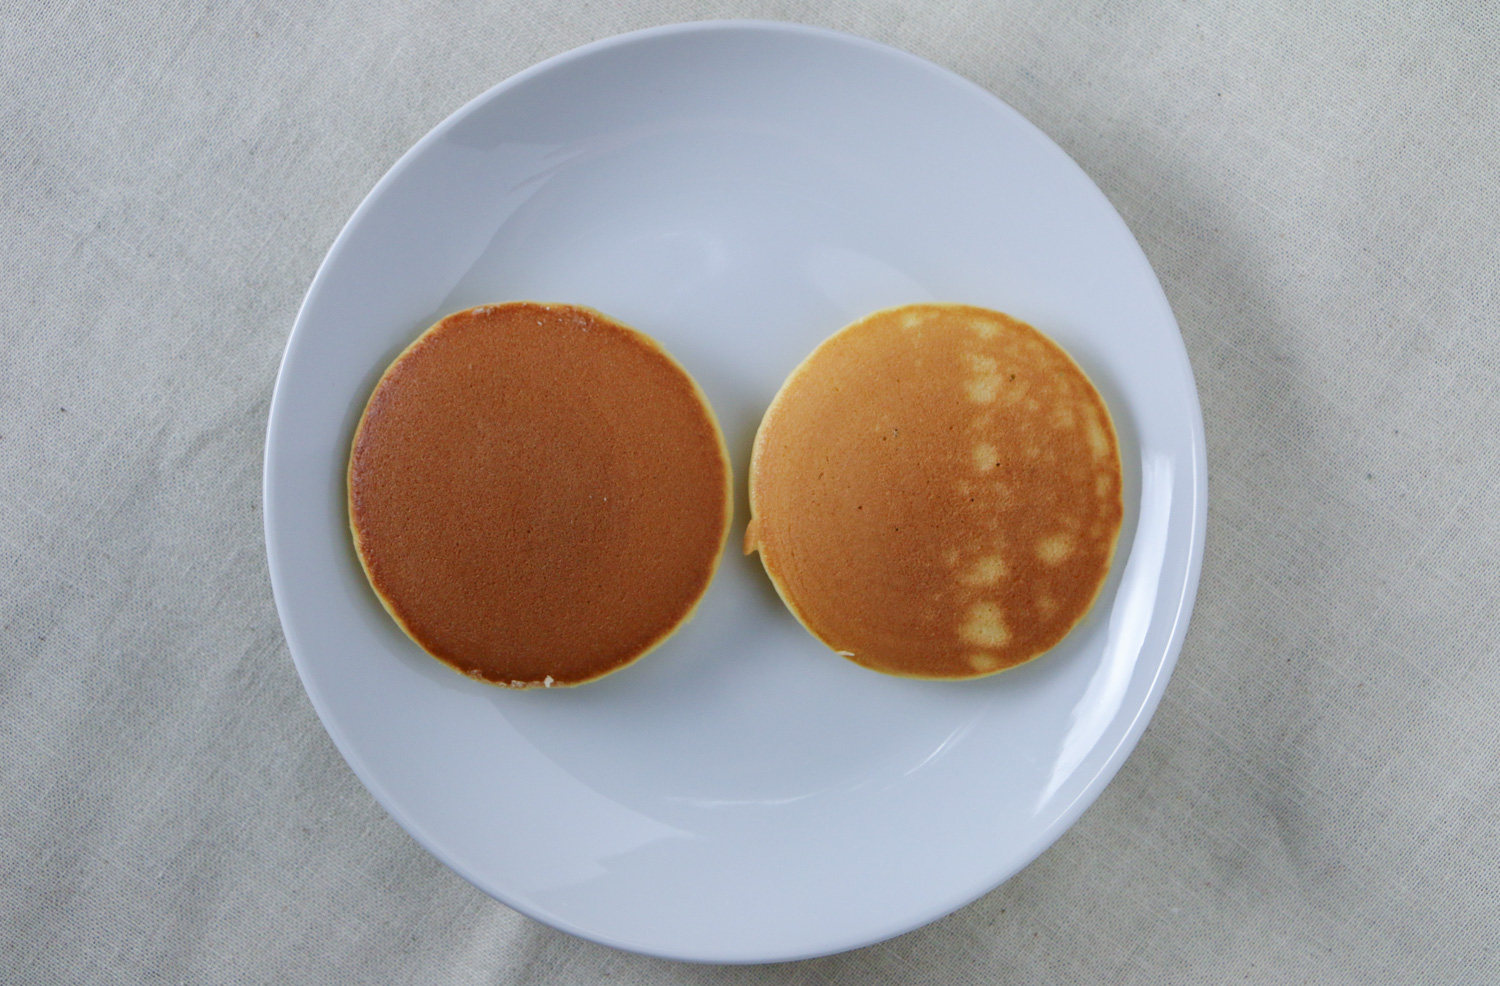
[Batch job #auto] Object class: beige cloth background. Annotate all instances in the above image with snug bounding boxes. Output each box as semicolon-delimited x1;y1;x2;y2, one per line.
4;1;1496;982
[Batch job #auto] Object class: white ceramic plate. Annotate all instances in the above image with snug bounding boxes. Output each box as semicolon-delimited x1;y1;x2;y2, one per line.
264;21;1206;963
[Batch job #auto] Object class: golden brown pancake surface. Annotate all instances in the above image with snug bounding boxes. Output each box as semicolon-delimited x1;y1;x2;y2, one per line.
349;302;731;688
745;303;1123;679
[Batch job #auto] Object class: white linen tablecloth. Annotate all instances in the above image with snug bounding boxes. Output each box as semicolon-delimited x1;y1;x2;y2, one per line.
3;1;1496;981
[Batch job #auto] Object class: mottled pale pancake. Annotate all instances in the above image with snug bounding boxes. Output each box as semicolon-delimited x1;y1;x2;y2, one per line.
349;303;731;688
745;303;1123;679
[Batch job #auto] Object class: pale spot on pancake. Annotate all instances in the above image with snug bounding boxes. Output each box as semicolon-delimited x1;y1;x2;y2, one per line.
1085;420;1108;459
966;375;1001;403
1084;407;1109;461
959;554;1008;587
943;547;961;567
1036;594;1058;617
964;355;1003;403
960;601;1011;648
968;318;998;339
1036;533;1075;565
972;442;999;472
1051;403;1076;429
968;652;1001;673
1095;472;1113;497
901;311;927;330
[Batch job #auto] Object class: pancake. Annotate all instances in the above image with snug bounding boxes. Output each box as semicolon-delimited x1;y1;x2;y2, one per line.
745;303;1123;679
349;302;732;688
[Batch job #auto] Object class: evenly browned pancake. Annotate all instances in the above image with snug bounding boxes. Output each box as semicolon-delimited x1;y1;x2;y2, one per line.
745;303;1123;679
349;303;732;688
